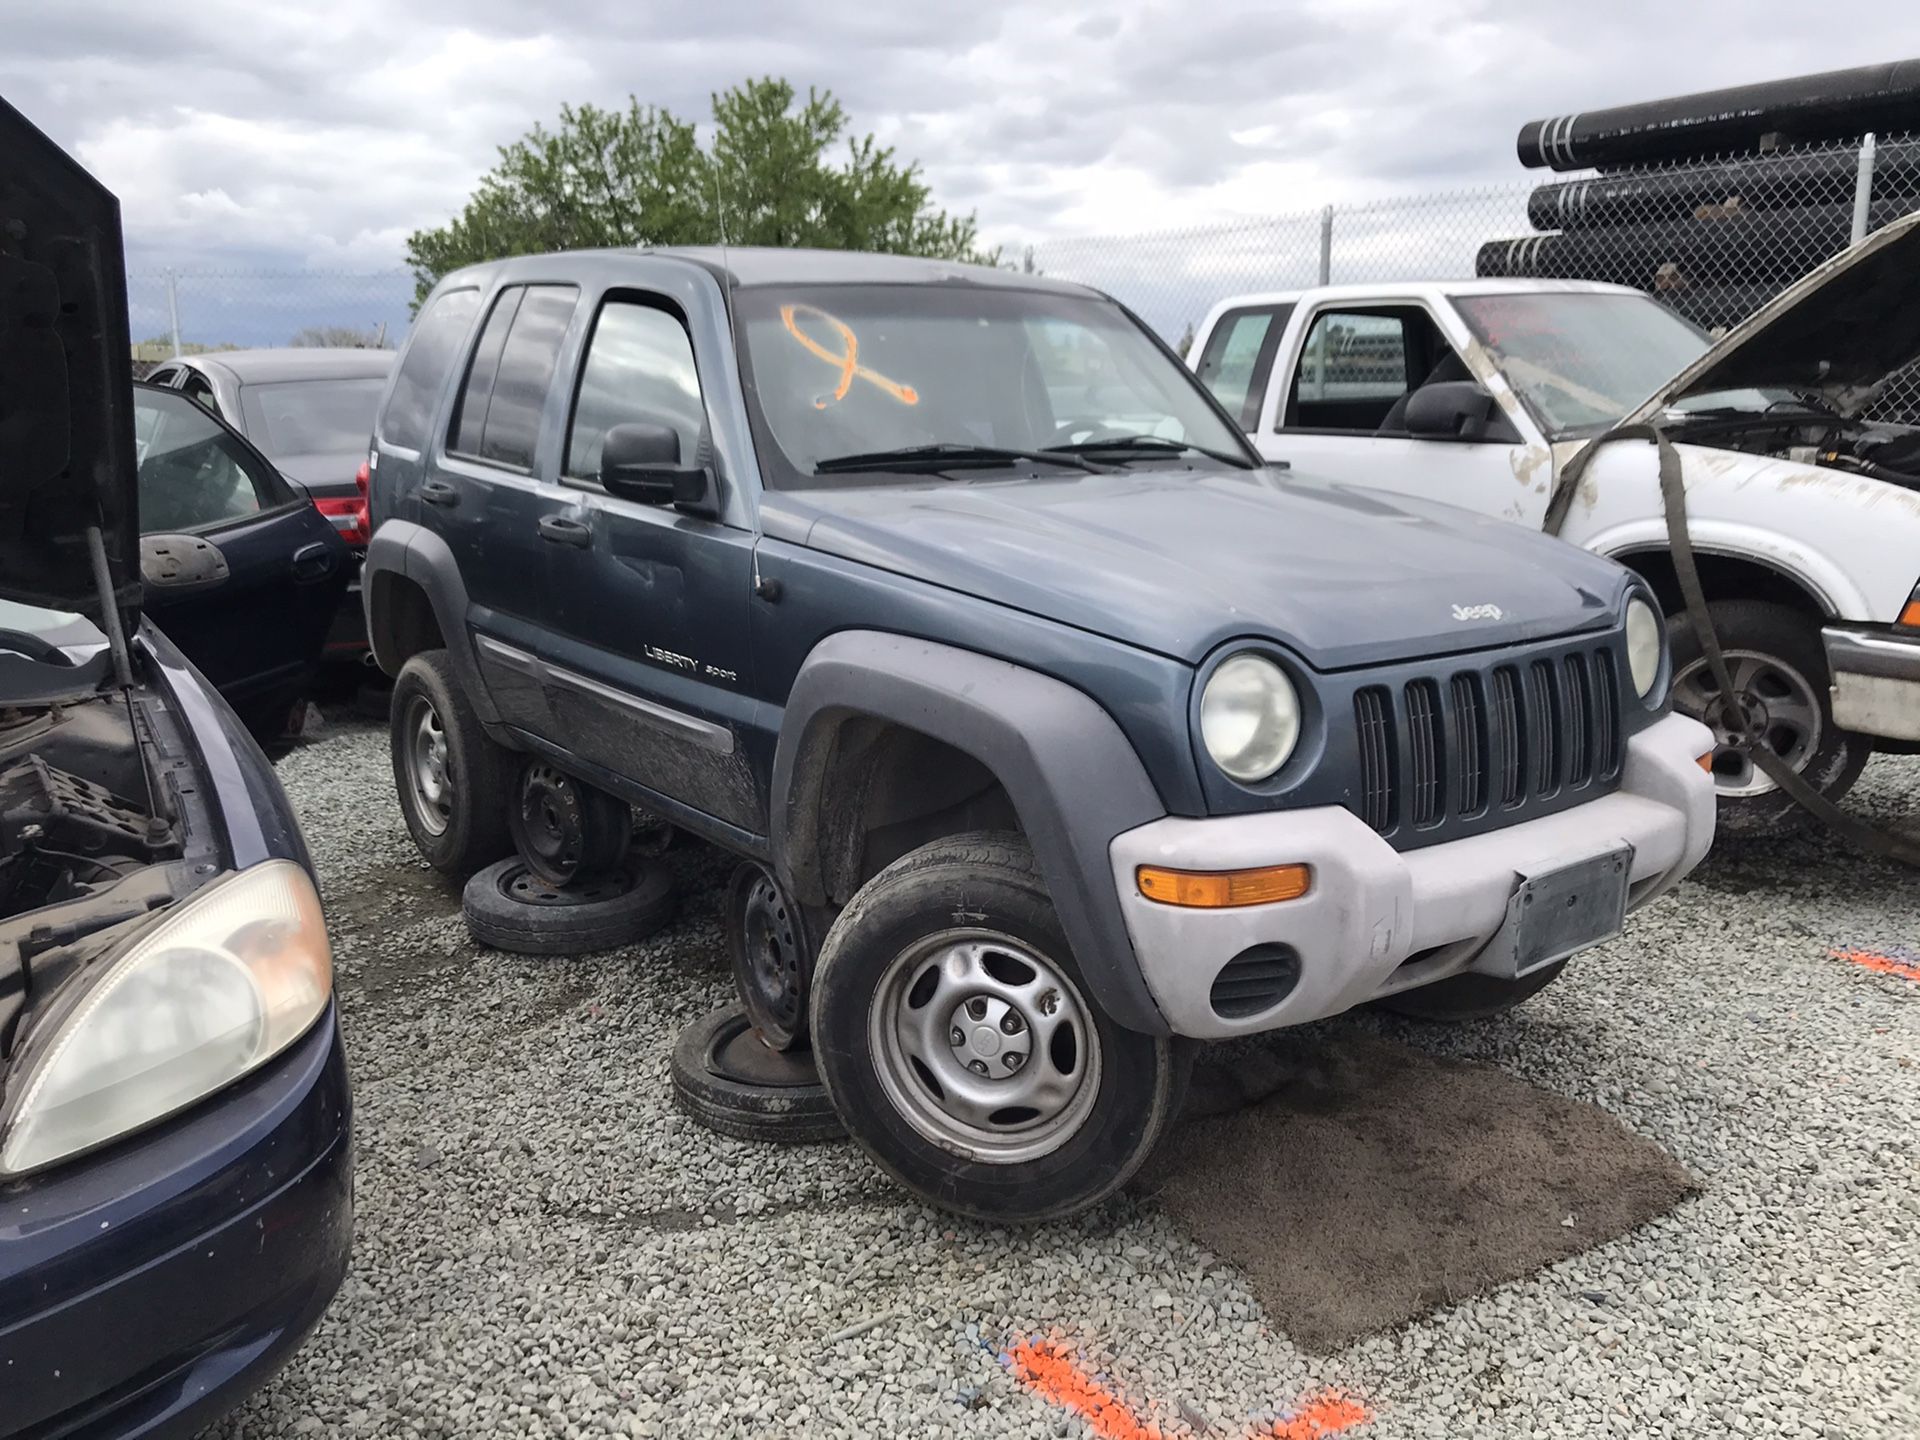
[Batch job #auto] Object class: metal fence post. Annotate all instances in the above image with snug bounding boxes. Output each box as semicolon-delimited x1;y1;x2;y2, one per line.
1851;133;1878;245
1318;204;1334;285
165;268;183;357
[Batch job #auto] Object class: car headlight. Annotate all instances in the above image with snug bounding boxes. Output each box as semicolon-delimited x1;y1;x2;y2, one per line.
1200;652;1302;782
1625;596;1664;701
0;860;332;1179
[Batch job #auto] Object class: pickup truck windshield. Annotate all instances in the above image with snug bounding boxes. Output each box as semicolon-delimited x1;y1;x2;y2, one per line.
733;284;1251;484
1453;292;1778;438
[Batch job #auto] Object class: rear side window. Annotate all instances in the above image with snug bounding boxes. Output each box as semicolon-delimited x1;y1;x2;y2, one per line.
381;287;481;451
1194;304;1292;429
449;285;578;471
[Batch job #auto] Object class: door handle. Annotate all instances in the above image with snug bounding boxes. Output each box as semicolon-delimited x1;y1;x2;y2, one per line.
419;480;459;508
537;514;592;548
291;541;337;583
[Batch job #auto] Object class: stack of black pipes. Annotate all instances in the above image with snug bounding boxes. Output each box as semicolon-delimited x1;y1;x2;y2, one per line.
1478;61;1920;331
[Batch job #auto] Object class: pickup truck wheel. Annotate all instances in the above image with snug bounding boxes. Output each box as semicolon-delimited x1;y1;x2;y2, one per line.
391;650;515;875
810;832;1184;1223
1666;600;1870;838
1375;961;1565;1021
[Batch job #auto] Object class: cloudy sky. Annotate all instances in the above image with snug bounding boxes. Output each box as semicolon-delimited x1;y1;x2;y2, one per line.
6;1;1917;339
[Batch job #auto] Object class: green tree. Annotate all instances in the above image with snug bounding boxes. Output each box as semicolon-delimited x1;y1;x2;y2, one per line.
406;79;991;306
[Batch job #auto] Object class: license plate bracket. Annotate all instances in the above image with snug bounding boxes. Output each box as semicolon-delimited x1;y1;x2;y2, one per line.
1488;845;1634;979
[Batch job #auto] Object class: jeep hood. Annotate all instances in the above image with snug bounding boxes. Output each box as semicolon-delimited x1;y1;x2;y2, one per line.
1627;209;1920;422
0;98;141;625
764;470;1629;670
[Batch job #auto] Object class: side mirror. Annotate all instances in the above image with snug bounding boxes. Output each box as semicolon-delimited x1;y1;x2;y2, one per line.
1403;381;1503;442
599;422;717;515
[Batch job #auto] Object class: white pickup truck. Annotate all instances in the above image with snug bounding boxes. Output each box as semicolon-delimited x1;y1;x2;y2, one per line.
1189;214;1920;835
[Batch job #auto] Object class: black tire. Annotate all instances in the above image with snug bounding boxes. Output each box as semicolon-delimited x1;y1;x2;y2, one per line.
462;856;675;955
809;832;1185;1224
1667;599;1871;839
669;1005;845;1144
390;650;515;875
727;862;815;1052
1375;961;1566;1022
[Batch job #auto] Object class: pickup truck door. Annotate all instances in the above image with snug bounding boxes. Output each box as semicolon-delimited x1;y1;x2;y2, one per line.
533;291;762;833
1250;302;1553;526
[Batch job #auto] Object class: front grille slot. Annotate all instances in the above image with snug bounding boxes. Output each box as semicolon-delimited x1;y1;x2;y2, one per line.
1346;642;1624;844
1564;652;1593;787
1354;686;1395;833
1450;673;1488;815
1525;659;1560;797
1404;679;1444;827
1491;666;1525;807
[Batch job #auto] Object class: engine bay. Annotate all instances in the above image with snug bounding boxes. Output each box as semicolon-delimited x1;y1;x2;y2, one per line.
0;671;214;1060
1668;409;1920;490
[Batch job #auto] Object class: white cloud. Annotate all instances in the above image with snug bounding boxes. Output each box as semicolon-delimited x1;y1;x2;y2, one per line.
6;0;1918;277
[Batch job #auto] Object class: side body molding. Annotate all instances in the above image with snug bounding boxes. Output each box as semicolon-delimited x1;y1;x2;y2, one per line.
772;631;1171;1035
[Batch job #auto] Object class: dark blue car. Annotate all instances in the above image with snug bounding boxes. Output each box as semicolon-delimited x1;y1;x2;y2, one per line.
0;98;352;1437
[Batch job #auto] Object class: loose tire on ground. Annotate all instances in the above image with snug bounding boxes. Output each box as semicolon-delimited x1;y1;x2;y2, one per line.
669;1005;845;1144
1375;960;1566;1022
390;649;516;875
809;832;1185;1224
462;855;675;955
1667;599;1870;839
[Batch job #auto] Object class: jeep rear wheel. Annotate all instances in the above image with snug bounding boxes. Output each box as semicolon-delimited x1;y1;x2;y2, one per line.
809;833;1183;1223
390;650;515;875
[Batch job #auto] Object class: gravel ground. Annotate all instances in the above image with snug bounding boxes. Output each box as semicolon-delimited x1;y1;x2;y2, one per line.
207;720;1919;1440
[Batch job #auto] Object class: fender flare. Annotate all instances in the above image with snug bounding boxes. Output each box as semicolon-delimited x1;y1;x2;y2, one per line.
771;631;1171;1035
362;519;499;726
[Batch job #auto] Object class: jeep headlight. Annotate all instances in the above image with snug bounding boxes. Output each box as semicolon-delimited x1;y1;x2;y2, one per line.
1625;596;1664;701
0;860;332;1179
1201;653;1301;782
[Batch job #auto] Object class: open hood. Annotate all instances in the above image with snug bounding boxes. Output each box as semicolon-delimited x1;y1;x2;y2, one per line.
0;97;140;625
1628;210;1920;423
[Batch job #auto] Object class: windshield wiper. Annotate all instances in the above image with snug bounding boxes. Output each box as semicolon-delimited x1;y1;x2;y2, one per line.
1044;435;1254;469
814;443;1106;476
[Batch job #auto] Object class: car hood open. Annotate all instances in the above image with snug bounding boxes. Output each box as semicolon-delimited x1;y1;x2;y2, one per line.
0;97;141;626
1627;210;1920;422
763;468;1631;671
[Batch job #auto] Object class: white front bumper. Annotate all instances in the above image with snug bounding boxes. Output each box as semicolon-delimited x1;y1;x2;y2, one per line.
1109;712;1717;1038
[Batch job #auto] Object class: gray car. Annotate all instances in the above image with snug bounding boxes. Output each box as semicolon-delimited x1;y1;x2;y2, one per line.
145;348;392;658
363;248;1718;1223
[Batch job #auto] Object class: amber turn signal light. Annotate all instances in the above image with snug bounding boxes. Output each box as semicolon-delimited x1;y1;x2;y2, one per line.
1136;863;1312;908
1696;752;1716;772
1899;598;1920;630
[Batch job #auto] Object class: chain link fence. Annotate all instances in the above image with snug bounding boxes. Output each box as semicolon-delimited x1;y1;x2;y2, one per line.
1031;134;1920;422
127;135;1919;415
125;268;414;377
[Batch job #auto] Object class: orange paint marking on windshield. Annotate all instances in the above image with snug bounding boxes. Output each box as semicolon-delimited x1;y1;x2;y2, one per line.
779;302;919;408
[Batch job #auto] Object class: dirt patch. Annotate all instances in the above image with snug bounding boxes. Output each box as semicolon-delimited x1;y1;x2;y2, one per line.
1139;1028;1695;1353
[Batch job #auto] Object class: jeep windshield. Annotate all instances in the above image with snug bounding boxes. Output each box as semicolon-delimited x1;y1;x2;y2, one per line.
1453;291;1802;439
731;284;1254;484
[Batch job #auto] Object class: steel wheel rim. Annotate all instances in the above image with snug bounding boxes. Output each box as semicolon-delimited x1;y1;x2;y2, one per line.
741;872;803;1032
1671;648;1822;798
518;764;580;878
404;695;453;835
868;928;1102;1165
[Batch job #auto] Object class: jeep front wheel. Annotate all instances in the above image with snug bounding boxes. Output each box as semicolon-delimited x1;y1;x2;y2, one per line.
390;649;515;875
809;833;1183;1223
